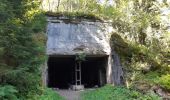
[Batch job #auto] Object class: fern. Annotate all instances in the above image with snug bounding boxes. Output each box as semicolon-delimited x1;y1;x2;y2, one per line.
0;85;18;100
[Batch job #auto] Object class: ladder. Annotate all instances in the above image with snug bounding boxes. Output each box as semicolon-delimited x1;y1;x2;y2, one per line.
75;61;81;85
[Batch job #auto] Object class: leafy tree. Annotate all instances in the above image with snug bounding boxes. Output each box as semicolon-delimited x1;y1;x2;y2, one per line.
0;0;46;99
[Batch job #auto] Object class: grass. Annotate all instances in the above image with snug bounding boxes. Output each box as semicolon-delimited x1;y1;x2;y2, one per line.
81;84;161;100
37;88;65;100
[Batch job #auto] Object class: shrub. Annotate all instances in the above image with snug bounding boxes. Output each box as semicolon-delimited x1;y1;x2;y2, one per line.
0;85;18;100
81;85;161;100
37;88;64;100
158;74;170;91
141;91;161;100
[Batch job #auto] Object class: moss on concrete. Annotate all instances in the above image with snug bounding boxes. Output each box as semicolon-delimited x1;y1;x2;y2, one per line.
46;11;103;21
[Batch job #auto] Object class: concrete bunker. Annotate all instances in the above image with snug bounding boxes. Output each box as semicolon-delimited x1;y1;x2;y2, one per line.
44;16;114;90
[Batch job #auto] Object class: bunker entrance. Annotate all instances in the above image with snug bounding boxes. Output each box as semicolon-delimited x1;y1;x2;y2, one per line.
47;56;107;89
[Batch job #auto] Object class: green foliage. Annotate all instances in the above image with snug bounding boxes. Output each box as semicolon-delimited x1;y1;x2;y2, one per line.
0;0;47;99
142;91;162;100
110;33;169;93
46;11;101;21
3;68;43;97
158;74;170;91
27;88;64;100
0;85;18;100
76;53;86;61
81;85;161;100
129;72;161;93
31;13;47;33
42;0;102;14
37;88;65;100
136;72;160;84
110;33;131;59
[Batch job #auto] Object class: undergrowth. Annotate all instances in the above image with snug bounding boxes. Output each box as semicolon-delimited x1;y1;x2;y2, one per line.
81;85;161;100
27;88;64;100
37;88;64;100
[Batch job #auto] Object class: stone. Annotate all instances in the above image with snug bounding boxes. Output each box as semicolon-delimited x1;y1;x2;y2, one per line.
70;85;84;91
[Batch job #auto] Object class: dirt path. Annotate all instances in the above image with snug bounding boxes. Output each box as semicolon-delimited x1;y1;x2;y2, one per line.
57;90;83;100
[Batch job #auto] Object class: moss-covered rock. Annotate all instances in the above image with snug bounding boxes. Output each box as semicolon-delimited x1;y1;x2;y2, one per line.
110;33;132;59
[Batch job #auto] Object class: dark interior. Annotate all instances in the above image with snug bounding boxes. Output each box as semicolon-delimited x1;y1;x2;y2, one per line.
48;56;107;89
81;57;107;88
48;56;75;89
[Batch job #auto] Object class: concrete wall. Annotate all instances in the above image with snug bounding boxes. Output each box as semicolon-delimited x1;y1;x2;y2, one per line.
46;17;113;56
45;16;114;85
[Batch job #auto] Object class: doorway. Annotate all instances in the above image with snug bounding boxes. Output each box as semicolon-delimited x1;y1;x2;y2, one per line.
47;56;108;89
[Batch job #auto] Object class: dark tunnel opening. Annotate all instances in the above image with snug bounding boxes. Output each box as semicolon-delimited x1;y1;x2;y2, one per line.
48;56;107;89
81;57;107;88
48;56;75;89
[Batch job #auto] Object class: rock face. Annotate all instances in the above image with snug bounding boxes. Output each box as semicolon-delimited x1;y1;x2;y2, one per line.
46;17;113;56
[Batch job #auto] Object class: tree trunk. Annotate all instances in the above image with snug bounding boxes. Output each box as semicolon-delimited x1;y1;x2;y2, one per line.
57;0;60;11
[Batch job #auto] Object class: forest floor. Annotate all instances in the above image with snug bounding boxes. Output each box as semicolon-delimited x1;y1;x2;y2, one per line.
57;89;95;100
57;89;82;100
56;85;168;100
